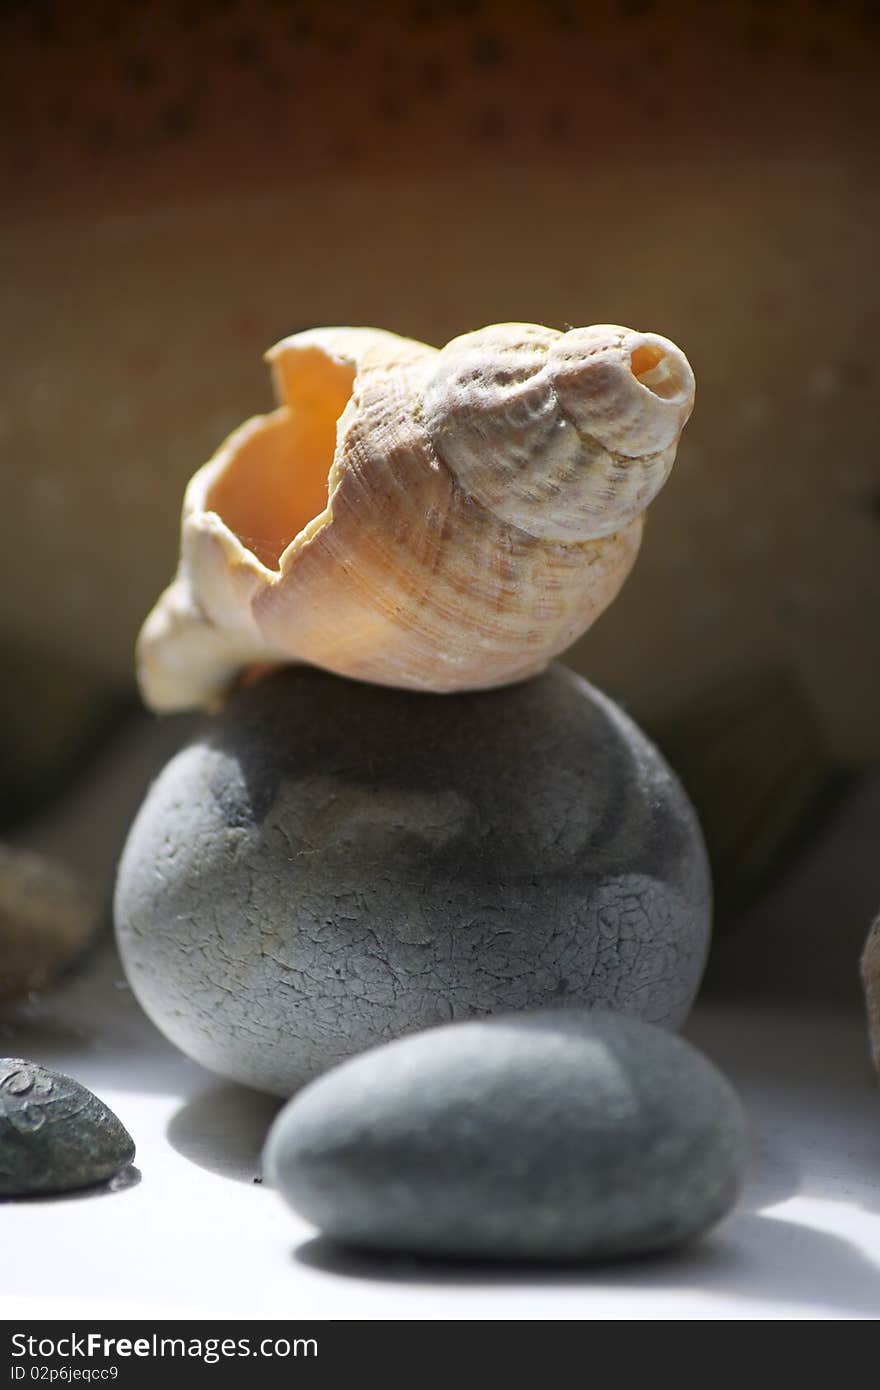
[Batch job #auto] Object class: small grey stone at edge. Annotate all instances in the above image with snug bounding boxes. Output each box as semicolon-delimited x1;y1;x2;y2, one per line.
264;1009;749;1262
0;1059;135;1198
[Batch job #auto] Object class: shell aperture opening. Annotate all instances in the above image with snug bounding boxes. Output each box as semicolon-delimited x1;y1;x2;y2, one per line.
205;349;356;570
630;341;690;403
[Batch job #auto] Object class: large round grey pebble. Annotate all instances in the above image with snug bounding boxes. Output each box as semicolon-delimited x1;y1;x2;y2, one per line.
115;664;711;1095
264;1009;748;1261
0;1059;135;1197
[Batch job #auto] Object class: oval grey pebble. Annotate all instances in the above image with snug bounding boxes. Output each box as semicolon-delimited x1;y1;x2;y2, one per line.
264;1009;749;1262
0;1059;135;1197
115;664;711;1096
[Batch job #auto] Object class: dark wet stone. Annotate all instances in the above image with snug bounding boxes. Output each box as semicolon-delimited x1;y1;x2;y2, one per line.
0;1060;135;1197
115;664;711;1096
264;1009;749;1262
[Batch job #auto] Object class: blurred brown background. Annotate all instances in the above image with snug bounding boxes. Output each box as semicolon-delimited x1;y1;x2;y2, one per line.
2;0;878;814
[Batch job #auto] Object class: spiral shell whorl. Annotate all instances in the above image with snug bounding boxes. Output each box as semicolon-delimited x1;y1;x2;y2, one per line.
420;323;694;543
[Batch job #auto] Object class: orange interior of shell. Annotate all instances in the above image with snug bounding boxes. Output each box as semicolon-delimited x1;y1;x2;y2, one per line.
630;343;664;379
206;348;356;570
630;341;686;401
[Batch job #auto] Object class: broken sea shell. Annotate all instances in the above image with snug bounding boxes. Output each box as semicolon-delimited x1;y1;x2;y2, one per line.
138;323;695;710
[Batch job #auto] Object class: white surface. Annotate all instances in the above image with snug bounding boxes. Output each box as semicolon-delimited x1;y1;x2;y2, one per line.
2;942;879;1322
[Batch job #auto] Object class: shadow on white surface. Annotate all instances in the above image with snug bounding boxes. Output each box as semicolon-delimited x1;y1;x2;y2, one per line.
166;1084;282;1183
2;940;207;1098
740;1132;801;1211
684;1004;880;1219
293;1210;880;1317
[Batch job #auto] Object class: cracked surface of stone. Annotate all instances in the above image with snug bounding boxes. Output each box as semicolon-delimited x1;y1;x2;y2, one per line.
114;665;710;1095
